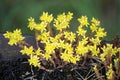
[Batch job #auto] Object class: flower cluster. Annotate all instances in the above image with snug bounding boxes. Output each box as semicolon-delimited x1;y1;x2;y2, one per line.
54;12;73;31
28;12;53;32
4;12;120;79
4;29;24;46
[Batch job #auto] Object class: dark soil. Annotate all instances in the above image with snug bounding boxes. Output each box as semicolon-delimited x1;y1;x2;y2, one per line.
0;57;107;80
0;58;70;80
0;58;47;80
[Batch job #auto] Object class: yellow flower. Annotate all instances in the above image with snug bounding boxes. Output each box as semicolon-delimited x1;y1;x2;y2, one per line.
93;65;97;71
61;51;72;63
70;55;80;64
102;44;117;56
114;59;119;68
64;43;73;54
106;64;114;80
20;46;34;56
90;37;101;45
28;17;36;30
36;31;50;42
43;53;51;60
8;39;18;46
90;23;98;32
89;45;100;56
54;12;73;31
112;47;118;56
100;43;118;62
64;31;76;42
28;55;40;67
117;48;120;53
45;42;55;54
35;48;43;56
61;51;80;64
54;34;63;41
68;32;76;42
3;29;24;46
58;40;65;48
78;16;89;26
66;12;73;21
91;17;100;26
95;27;106;38
100;53;106;61
81;37;88;45
76;42;89;56
3;31;12;38
35;22;47;32
77;26;86;37
40;12;53;23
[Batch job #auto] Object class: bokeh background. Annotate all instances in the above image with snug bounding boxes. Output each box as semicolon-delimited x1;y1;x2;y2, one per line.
0;0;120;40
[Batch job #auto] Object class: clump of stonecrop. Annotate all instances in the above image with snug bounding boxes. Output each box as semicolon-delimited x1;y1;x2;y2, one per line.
4;12;120;79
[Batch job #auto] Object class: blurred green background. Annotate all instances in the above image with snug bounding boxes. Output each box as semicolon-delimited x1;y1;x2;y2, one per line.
0;0;120;40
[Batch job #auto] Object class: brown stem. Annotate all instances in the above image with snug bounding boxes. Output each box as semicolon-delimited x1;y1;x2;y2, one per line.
76;37;79;47
106;54;111;66
18;44;24;49
112;72;115;80
82;53;87;66
62;62;68;67
118;68;120;78
52;54;61;66
18;40;31;49
49;58;56;68
34;30;40;49
94;68;103;80
46;24;54;37
38;65;53;72
22;40;31;47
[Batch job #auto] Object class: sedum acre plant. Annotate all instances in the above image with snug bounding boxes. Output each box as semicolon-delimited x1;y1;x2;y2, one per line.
4;12;120;80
